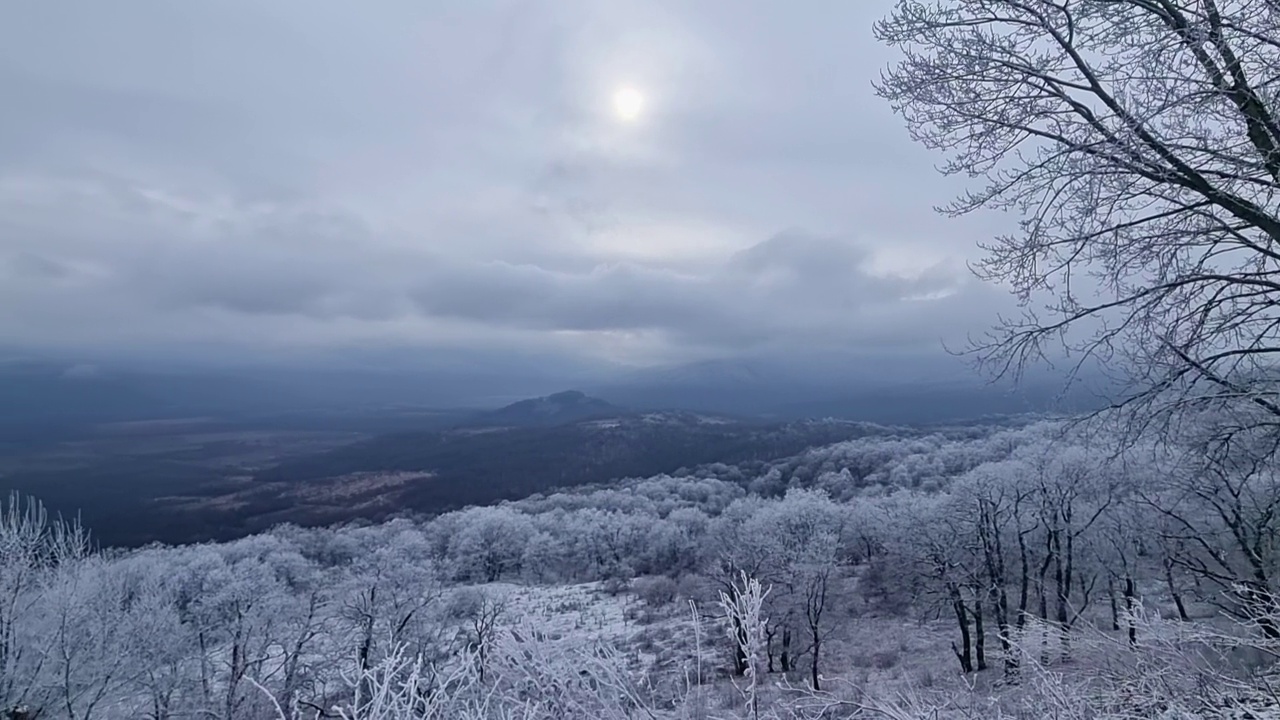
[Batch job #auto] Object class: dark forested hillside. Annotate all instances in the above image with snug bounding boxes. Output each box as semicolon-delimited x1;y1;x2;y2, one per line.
0;408;907;547
253;413;890;513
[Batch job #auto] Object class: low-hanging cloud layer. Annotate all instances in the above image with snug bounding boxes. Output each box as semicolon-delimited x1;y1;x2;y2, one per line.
0;0;1015;368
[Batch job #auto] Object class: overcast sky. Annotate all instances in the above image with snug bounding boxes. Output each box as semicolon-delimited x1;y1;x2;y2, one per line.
0;0;1016;370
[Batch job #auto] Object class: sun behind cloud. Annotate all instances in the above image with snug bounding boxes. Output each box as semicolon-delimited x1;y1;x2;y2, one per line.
612;86;644;122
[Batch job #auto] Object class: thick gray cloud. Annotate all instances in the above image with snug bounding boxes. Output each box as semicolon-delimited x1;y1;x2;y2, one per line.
0;0;1017;367
409;231;982;350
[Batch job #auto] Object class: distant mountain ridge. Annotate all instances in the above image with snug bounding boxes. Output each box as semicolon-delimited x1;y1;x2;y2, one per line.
0;351;1114;440
588;355;1112;421
471;390;620;427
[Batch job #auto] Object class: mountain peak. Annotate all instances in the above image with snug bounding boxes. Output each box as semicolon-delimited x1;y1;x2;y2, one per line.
474;390;620;427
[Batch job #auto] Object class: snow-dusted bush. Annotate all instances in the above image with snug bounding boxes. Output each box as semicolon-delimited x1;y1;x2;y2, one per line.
718;572;770;718
634;575;680;608
297;621;661;720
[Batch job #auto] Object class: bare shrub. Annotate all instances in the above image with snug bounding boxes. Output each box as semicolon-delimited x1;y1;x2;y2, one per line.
602;576;630;596
634;575;679;608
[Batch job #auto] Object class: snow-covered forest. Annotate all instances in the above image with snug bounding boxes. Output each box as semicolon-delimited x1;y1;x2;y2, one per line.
6;415;1280;719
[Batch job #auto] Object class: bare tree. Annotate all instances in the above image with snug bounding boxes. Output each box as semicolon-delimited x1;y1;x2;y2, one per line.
0;494;90;717
954;459;1038;672
47;556;142;720
1143;419;1280;636
446;588;507;685
882;492;985;673
876;0;1280;442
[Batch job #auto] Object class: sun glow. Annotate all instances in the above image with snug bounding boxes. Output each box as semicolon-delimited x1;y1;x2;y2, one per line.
612;86;644;122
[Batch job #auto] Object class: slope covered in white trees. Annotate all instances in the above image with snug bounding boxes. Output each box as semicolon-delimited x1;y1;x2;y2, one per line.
6;417;1280;719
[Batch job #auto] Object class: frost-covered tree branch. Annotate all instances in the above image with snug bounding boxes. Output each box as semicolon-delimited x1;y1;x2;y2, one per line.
876;0;1280;444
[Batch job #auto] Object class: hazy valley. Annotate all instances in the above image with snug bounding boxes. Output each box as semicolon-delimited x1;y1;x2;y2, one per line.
0;355;1076;547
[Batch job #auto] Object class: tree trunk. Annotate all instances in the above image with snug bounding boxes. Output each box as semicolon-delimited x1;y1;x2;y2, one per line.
1037;528;1055;665
974;591;987;671
1008;528;1033;675
1108;577;1120;631
1164;560;1190;621
1123;575;1137;646
197;630;212;704
359;587;376;672
357;587;376;710
810;636;821;691
1037;530;1053;623
765;625;776;673
1016;531;1032;631
781;625;792;673
1053;537;1069;630
979;503;1012;672
949;584;973;673
806;574;827;691
992;584;1012;673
